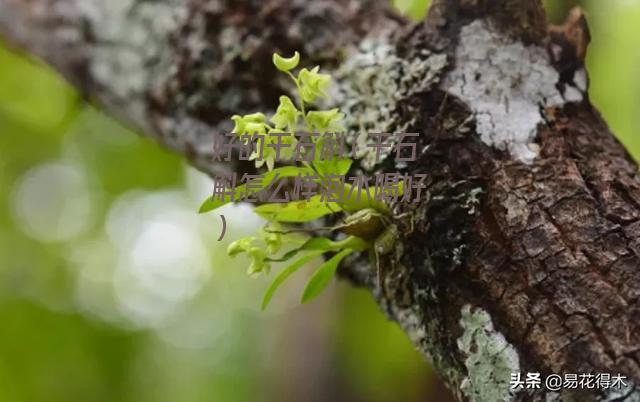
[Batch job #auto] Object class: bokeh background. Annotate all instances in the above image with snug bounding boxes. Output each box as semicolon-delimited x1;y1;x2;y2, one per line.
0;1;638;401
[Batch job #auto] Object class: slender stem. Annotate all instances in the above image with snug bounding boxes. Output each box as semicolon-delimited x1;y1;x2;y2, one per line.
264;227;333;235
287;71;307;123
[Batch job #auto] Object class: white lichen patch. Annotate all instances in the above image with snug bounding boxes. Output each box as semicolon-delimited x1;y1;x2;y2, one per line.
573;68;588;92
458;305;520;402
394;304;429;347
441;20;583;164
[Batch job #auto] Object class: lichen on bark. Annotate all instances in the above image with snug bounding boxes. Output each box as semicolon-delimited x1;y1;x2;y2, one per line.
457;305;520;402
440;19;583;164
4;1;640;401
332;39;447;170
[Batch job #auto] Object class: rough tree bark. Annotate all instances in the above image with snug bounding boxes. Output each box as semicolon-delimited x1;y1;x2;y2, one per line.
2;0;640;400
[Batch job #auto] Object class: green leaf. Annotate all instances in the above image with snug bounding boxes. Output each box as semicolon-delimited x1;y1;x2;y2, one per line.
254;195;341;223
338;236;369;252
261;250;324;310
303;236;345;251
340;183;390;214
266;237;334;263
300;249;353;303
397;178;405;196
199;166;314;214
312;157;352;178
334;158;353;175
391;0;429;21
273;51;300;72
266;235;367;262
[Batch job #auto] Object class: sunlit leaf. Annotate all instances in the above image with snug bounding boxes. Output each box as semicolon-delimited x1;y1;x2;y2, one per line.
254;195;341;223
266;235;368;262
261;250;325;310
340;183;390;214
391;0;429;21
312;157;352;178
199;166;314;214
300;249;353;303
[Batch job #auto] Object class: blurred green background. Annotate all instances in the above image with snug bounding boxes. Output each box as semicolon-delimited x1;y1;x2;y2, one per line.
0;1;637;401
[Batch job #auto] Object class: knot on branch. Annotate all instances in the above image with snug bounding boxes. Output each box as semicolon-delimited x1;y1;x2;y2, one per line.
549;7;591;67
428;0;548;44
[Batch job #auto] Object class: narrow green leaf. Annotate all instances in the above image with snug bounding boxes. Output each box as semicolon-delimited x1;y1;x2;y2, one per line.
340;183;389;214
266;236;366;263
338;236;370;252
301;249;353;304
199;166;314;214
261;251;324;310
254;195;341;223
391;0;429;21
266;244;309;263
312;157;352;178
268;237;337;262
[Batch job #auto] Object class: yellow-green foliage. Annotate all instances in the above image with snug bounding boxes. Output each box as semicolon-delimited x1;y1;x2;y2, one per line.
391;0;430;21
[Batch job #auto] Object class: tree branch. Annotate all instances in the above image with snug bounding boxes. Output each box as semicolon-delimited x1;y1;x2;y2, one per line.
0;0;397;175
2;0;640;401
